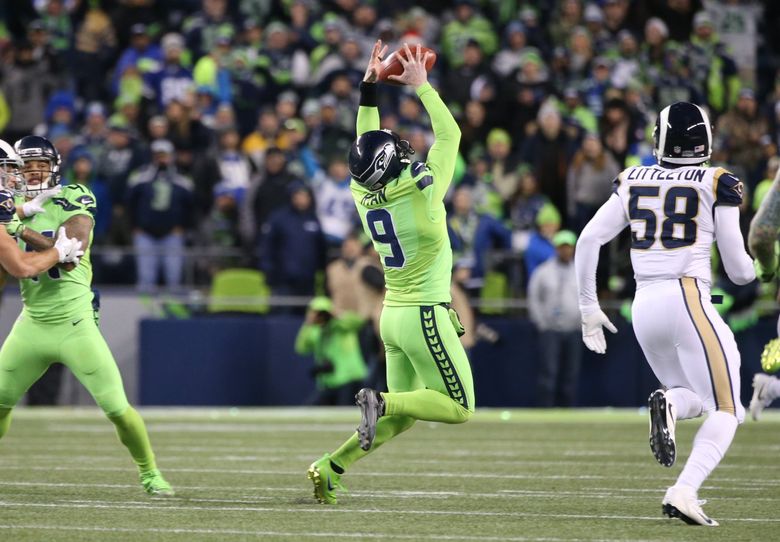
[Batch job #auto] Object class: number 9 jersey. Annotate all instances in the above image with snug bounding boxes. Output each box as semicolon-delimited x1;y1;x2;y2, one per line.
614;164;745;287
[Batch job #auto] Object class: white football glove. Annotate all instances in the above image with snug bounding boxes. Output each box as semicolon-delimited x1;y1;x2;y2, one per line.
581;309;618;354
54;226;84;265
22;185;62;217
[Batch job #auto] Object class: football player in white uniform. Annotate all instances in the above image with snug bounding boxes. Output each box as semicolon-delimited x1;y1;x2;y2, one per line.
575;102;755;526
747;163;780;419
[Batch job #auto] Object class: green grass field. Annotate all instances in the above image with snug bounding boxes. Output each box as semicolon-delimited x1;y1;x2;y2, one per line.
1;407;779;541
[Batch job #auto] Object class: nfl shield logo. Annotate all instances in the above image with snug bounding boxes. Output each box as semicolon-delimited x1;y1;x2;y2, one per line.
673;146;681;154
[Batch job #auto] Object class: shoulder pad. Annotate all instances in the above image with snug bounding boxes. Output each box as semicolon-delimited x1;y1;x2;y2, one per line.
714;168;743;207
612;170;626;195
0;189;15;222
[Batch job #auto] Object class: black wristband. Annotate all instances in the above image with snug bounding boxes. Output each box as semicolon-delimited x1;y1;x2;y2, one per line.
359;81;378;107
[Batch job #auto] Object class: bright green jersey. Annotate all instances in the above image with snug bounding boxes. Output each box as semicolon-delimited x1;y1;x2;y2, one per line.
16;184;96;323
351;82;461;306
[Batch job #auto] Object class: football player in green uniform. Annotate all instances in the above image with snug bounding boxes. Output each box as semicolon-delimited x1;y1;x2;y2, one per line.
0;140;83;278
308;42;474;504
0;136;174;496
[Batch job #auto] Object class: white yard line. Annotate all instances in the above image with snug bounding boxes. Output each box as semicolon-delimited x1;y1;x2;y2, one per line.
2;500;779;525
0;524;658;542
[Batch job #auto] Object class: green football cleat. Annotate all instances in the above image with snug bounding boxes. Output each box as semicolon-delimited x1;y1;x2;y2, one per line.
140;469;175;497
761;338;780;374
307;453;345;505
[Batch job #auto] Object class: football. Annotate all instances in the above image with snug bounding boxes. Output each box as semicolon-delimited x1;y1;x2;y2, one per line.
377;45;437;86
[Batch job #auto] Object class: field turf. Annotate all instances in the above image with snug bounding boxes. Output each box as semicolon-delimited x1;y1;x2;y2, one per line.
1;407;779;541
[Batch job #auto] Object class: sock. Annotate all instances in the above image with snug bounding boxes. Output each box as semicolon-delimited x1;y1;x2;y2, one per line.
331;415;415;470
676;411;738;491
666;387;703;420
767;377;780;402
108;406;157;474
383;389;471;424
0;408;11;439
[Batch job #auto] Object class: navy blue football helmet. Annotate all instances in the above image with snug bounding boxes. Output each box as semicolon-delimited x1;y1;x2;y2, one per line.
348;129;414;191
653;102;712;165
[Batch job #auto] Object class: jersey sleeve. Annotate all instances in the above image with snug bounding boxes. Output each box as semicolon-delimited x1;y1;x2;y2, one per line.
714;168;744;207
417;82;461;202
54;184;97;222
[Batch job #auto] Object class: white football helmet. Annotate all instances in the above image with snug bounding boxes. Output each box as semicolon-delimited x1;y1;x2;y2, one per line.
0;139;25;195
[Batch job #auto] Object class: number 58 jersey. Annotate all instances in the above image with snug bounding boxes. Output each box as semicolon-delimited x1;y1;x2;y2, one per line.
614;164;744;286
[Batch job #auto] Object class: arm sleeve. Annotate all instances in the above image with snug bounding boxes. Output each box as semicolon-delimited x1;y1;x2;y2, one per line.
356;82;380;136
575;194;629;314
714;169;744;207
294;324;319;355
527;269;546;329
748;168;780;268
417;82;461;202
714;205;756;285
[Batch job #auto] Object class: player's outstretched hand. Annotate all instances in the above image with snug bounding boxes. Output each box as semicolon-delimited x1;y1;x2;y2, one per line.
581;309;617;354
54;226;84;265
22;185;62;217
363;39;389;83
387;44;431;89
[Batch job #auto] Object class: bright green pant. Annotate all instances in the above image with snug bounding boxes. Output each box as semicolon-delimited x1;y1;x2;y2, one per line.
331;304;474;469
0;310;158;473
0;310;128;414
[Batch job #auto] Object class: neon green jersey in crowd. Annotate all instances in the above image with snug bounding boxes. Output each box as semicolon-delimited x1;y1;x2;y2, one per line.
16;184;96;323
350;82;461;306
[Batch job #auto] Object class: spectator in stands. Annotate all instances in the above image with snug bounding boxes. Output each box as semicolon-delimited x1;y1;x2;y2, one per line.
193;29;233;105
113;23;162;97
215;125;252;195
242;108;285;171
126;139;195;292
311;94;352;162
483;128;523;206
567;133;619;232
521;102;572;217
524;202;561;280
326;233;364;315
688;10;739;116
599;97;640;168
460;100;491;160
549;0;583;49
2;40;54;143
716;88;768;186
183;0;237;60
254;22;299;101
448;185;512;294
242;147;300;245
63;148;112;243
164;98;209;152
80;102;109;160
199;182;244;272
95;116;149;211
259;182;326;301
70;7;116;103
288;0;319;54
528;230;582;407
147;33;193;110
640;17;670;86
311;155;358;250
509;167;550;249
295;296;368;406
441;0;498;69
706;0;762;86
566;26;594;83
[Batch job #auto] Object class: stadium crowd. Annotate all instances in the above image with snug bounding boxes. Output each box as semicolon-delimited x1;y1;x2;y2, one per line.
0;0;778;303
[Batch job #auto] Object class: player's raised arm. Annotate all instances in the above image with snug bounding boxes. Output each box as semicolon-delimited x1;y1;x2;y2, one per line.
356;40;387;136
749;167;780;281
390;44;460;201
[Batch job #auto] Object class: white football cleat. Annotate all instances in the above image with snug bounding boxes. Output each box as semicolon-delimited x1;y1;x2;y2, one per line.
662;485;718;527
750;373;776;421
648;389;676;467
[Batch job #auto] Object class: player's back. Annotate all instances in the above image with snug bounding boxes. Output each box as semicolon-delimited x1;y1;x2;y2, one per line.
613;164;743;286
351;161;452;306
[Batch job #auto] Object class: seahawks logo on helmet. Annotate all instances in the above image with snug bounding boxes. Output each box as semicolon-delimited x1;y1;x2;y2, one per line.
653;102;712;165
349;130;412;192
